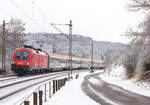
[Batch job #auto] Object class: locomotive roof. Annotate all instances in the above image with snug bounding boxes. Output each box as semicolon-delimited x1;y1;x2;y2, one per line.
15;48;47;55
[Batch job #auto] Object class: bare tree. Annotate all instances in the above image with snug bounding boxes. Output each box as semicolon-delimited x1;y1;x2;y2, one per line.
124;10;150;79
104;49;123;73
128;0;150;11
6;18;25;50
0;18;25;73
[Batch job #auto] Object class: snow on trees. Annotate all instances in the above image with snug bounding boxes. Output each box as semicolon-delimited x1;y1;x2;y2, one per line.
0;18;25;73
122;0;150;80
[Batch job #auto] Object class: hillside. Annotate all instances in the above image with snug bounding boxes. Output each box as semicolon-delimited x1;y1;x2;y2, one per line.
24;33;126;60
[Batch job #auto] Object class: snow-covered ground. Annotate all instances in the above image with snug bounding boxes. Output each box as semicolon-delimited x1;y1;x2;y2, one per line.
0;71;103;105
100;65;150;97
44;71;100;105
2;66;150;105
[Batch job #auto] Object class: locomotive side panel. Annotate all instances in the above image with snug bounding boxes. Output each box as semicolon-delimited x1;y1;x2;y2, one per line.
29;52;40;70
11;48;49;75
38;52;48;69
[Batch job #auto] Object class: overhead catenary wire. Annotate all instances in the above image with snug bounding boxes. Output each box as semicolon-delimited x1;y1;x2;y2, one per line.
9;0;68;42
7;0;87;49
50;23;69;39
9;0;33;21
32;0;47;19
31;2;77;42
7;0;100;65
31;0;48;32
8;0;46;32
31;1;73;77
31;0;70;38
8;0;73;39
31;0;54;31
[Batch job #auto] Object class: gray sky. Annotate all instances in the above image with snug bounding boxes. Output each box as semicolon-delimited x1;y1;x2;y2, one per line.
0;0;144;43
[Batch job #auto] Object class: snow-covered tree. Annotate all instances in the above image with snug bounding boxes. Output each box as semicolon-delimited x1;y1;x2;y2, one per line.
104;49;124;73
0;18;25;72
128;0;150;11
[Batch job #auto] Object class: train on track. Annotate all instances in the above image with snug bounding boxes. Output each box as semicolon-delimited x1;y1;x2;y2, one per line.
11;45;104;75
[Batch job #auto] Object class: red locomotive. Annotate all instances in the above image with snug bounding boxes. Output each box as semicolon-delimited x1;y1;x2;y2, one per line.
11;46;49;75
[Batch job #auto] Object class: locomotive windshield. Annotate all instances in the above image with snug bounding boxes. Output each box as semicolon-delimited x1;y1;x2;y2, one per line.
15;51;29;60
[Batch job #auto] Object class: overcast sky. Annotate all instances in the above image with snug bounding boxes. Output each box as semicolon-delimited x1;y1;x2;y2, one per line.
0;0;144;43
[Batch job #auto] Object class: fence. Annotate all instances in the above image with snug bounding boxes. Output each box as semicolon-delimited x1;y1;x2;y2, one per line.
20;78;68;105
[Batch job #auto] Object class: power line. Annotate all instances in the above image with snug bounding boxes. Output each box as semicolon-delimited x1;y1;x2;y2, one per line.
50;23;69;39
31;0;48;32
9;0;33;21
32;0;34;20
31;0;69;34
31;0;53;31
31;1;73;77
32;1;70;37
9;0;46;32
32;0;47;19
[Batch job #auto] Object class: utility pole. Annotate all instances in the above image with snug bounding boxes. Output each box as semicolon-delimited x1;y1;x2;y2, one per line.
101;55;104;60
50;20;73;78
1;20;6;74
69;20;72;77
91;40;94;72
1;22;25;74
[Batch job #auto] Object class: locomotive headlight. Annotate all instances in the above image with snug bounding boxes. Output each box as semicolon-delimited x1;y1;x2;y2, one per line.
12;61;15;64
27;62;30;65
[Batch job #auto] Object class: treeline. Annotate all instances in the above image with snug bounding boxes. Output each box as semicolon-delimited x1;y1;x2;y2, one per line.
0;18;25;73
104;0;150;80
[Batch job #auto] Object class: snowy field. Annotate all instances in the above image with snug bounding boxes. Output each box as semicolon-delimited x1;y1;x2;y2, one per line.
44;71;101;105
100;66;150;97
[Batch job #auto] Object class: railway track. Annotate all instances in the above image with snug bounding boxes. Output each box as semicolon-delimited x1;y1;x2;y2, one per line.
0;76;19;82
0;72;67;100
0;72;64;85
0;70;86;101
0;72;64;83
0;74;19;80
0;72;62;83
0;74;18;78
0;71;68;89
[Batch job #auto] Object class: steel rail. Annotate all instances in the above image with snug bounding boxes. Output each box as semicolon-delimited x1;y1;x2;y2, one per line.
0;72;67;100
0;70;87;100
0;71;68;89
